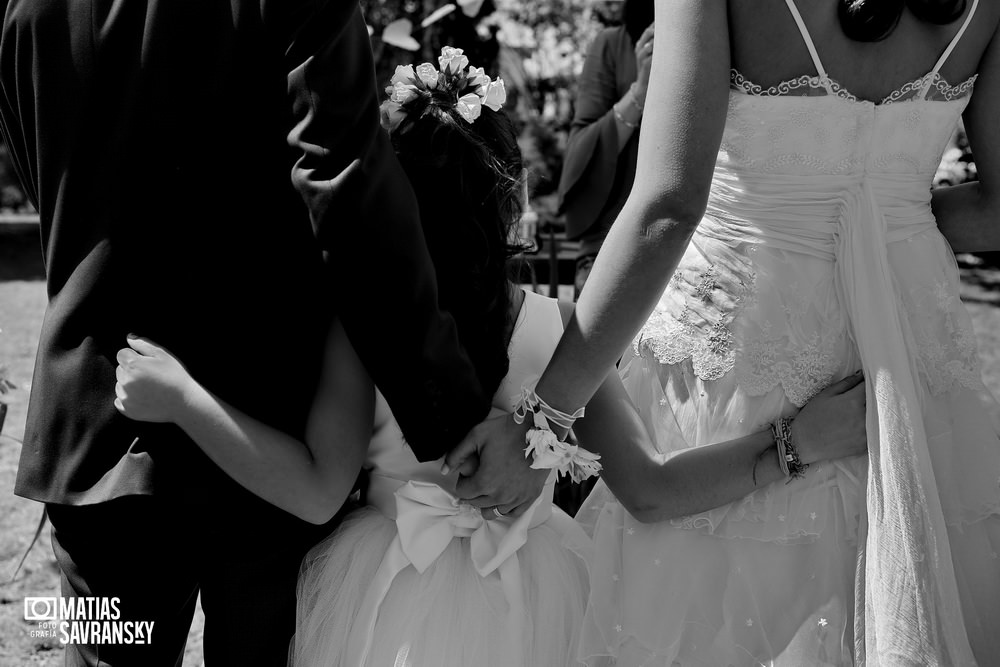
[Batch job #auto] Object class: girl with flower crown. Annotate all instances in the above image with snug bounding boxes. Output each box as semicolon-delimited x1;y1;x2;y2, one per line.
110;46;867;666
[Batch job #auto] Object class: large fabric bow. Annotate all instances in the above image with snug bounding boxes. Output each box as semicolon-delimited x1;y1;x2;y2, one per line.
343;480;550;666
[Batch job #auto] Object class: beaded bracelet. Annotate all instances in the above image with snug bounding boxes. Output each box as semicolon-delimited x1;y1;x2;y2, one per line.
613;104;638;129
771;417;808;482
627;82;645;113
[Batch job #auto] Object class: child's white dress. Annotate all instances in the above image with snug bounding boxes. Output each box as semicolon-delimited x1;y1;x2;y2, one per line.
291;290;591;666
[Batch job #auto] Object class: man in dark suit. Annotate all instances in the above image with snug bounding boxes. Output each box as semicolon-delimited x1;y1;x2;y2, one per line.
0;1;526;664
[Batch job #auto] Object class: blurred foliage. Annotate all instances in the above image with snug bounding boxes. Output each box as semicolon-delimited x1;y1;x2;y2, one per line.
934;124;976;189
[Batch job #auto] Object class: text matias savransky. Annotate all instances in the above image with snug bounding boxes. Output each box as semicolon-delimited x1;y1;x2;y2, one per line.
25;596;155;645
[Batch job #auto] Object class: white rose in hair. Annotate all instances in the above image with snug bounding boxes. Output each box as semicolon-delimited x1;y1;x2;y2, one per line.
415;62;439;89
390;64;416;86
455;93;482;123
390;81;419;105
482;78;506;112
380;100;407;132
467;66;490;93
438;46;469;74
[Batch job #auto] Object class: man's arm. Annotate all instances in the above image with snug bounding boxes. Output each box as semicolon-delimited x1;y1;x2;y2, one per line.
283;1;490;460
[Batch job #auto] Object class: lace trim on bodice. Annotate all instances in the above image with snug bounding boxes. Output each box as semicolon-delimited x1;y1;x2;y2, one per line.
731;69;858;103
730;69;978;105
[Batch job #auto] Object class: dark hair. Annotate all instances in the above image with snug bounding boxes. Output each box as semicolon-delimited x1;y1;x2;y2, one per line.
391;101;526;396
838;0;966;41
623;0;654;45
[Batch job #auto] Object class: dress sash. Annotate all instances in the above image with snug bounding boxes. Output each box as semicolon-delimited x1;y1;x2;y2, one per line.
835;177;976;666
695;0;984;650
702;167;977;664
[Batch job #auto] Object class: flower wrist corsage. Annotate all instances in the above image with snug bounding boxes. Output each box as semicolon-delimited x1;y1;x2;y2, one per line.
771;417;808;482
512;385;601;483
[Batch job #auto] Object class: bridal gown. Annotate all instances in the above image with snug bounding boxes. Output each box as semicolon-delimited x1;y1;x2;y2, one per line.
290;290;591;667
579;0;1000;664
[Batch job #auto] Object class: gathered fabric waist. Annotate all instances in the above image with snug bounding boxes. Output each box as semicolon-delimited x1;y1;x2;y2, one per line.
702;169;938;260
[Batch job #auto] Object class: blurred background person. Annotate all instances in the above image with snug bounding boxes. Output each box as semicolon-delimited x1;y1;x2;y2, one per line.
557;0;653;298
590;0;625;26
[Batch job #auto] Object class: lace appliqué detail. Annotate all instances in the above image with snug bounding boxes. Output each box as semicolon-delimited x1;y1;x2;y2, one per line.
736;330;840;407
635;266;751;382
636;239;849;408
906;281;984;395
637;307;736;382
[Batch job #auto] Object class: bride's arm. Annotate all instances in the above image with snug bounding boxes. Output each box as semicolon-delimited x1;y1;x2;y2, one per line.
114;321;373;525
573;367;867;523
447;0;730;504
933;21;1000;252
532;0;730;421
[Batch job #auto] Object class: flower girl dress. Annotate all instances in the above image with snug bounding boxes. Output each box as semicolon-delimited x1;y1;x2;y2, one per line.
290;289;591;667
579;0;1000;664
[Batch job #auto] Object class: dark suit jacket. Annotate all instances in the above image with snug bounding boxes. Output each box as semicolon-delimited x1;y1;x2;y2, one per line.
0;0;489;517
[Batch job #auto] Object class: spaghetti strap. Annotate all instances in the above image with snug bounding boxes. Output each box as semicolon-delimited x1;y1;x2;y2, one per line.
783;0;835;95
921;0;979;97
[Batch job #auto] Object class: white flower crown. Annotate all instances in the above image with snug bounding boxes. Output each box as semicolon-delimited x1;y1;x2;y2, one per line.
380;47;508;132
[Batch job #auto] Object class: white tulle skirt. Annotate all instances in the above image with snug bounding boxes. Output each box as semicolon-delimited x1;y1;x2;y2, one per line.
290;505;591;667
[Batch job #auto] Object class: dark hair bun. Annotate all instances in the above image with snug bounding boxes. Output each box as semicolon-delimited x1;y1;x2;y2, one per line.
838;0;966;42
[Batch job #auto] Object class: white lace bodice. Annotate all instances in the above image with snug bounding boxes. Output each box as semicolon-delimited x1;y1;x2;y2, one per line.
636;0;984;407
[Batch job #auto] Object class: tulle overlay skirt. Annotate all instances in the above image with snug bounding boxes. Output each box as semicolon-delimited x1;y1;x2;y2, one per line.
577;346;1000;666
290;505;591;667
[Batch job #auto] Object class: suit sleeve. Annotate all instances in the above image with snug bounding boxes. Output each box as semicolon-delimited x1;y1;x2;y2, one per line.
284;1;490;460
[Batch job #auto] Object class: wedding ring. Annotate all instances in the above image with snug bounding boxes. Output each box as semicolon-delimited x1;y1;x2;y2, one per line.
491;506;505;519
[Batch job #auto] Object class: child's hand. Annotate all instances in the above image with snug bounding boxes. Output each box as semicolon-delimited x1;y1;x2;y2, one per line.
114;335;196;423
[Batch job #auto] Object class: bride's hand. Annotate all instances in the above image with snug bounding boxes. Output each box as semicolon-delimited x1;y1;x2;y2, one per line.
114;335;197;423
790;372;867;465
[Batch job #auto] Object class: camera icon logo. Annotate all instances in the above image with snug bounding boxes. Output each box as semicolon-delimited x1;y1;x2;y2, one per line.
24;597;58;622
